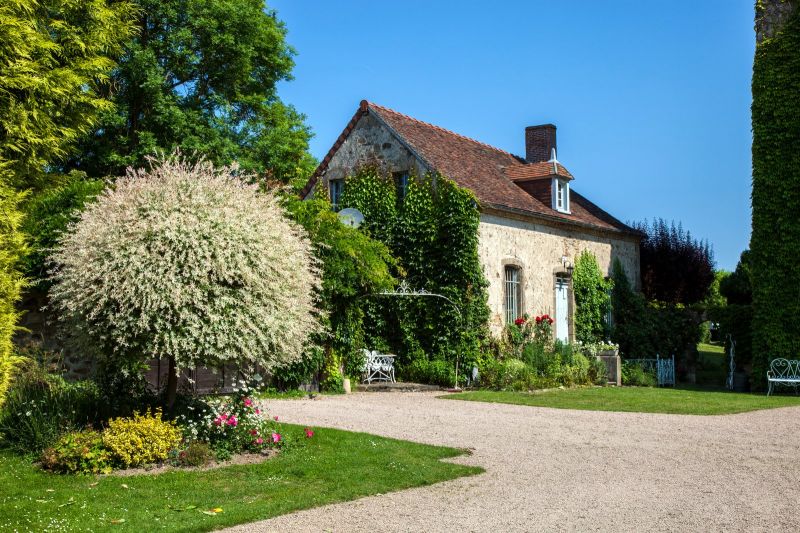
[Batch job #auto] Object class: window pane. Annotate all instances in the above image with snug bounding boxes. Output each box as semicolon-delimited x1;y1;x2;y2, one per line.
504;266;520;324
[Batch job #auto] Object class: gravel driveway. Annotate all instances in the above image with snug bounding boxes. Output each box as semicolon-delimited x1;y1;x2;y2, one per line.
225;392;800;532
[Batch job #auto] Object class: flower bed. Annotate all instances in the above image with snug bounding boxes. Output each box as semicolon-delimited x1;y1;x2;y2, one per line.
36;388;313;475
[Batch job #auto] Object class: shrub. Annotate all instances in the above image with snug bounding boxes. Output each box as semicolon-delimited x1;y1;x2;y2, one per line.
633;218;714;305
20;173;105;282
587;356;609;385
0;185;26;408
48;155;324;408
573;250;612;343
0;361;99;454
176;387;283;459
175;441;214;467
622;363;657;387
102;409;182;468
40;429;112;475
403;358;456;387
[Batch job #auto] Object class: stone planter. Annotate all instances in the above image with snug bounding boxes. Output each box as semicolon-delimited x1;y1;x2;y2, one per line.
596;349;621;386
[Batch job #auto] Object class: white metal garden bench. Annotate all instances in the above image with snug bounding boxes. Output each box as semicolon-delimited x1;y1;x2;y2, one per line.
361;349;396;384
767;358;800;396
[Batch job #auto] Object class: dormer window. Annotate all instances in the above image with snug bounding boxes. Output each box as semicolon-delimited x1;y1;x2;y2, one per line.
553;178;570;213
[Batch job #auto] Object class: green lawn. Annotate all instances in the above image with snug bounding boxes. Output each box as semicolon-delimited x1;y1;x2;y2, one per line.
0;425;480;532
444;386;800;415
696;342;727;387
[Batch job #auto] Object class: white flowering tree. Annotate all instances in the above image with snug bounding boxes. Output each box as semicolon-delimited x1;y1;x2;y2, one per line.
49;155;323;409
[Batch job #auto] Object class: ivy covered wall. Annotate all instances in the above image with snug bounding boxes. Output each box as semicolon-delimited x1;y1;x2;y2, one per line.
337;168;490;377
751;0;800;388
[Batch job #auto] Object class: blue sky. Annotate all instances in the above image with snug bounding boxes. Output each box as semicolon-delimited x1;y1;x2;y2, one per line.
271;0;754;271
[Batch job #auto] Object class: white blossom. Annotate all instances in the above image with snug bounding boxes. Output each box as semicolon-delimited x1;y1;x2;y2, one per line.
49;154;323;372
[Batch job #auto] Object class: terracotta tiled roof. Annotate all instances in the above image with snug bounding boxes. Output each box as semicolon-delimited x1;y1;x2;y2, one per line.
503;161;573;181
303;100;637;236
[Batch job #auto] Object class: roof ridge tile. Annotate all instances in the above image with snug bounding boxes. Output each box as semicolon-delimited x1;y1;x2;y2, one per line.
365;100;525;162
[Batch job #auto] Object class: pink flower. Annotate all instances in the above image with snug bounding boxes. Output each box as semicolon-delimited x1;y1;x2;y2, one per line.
273;416;279;421
243;398;253;407
254;408;261;415
227;416;238;427
304;428;314;438
213;418;222;426
255;437;263;445
271;433;281;443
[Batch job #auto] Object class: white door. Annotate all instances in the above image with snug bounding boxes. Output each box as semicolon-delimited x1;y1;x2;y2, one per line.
555;276;569;343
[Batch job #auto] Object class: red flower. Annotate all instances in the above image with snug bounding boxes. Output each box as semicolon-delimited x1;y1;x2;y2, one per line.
304;427;314;438
548;318;554;325
514;317;525;326
535;316;542;323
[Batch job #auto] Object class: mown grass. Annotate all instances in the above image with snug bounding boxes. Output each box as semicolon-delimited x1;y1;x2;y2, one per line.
696;342;727;387
444;386;800;415
0;425;480;532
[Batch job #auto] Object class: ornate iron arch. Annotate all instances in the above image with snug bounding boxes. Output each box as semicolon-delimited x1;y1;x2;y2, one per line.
359;280;465;390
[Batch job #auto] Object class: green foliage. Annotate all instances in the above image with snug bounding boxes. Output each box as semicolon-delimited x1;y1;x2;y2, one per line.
708;251;753;371
40;429;112;474
705;270;730;308
0;0;137;187
621;363;657;387
20;173;105;281
0;360;100;454
0;185;26;407
320;350;344;393
102;409;182;468
610;260;701;367
572;250;612;343
719;250;752;305
284;195;396;385
751;4;800;389
338;168;490;377
73;0;314;184
175;441;214;467
48;156;322;390
402;358;456;387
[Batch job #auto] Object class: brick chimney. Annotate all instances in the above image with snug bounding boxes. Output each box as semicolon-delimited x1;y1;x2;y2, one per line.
525;124;557;163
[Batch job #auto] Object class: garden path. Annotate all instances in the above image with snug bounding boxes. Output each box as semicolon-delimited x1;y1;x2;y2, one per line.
224;392;800;532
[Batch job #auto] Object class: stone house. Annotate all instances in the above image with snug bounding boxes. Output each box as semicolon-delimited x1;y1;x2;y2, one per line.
302;100;641;341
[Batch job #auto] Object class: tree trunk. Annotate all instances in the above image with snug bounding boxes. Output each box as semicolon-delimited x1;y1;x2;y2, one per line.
165;356;178;415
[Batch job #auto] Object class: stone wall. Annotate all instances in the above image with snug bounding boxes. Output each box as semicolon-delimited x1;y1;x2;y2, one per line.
15;290;94;380
756;0;797;43
478;209;640;335
309;112;428;196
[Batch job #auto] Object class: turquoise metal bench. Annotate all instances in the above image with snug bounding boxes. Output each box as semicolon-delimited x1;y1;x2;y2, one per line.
767;358;800;396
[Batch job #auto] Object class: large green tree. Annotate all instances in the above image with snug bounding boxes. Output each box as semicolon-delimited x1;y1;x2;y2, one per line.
0;0;135;405
0;0;137;187
71;0;315;184
751;0;800;388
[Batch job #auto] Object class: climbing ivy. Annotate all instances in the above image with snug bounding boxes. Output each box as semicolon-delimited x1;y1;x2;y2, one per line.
751;2;800;389
339;167;490;377
572;250;612;343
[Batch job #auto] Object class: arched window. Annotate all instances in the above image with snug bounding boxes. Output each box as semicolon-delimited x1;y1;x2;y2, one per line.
504;265;522;324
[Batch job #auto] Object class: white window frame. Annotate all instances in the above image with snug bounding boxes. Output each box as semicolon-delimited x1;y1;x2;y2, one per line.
329;179;344;210
504;265;522;325
553;178;570;213
394;171;409;201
